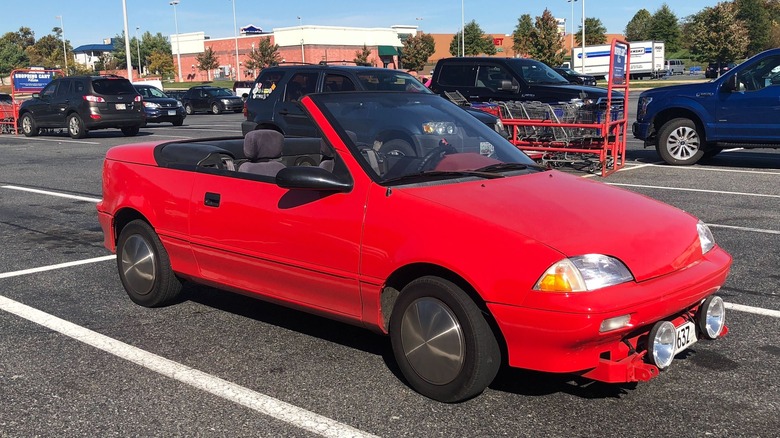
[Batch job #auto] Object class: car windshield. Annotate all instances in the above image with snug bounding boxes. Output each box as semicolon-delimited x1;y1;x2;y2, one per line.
509;60;569;85
308;92;541;185
355;71;431;93
207;88;234;97
558;68;578;75
92;78;138;95
136;86;168;98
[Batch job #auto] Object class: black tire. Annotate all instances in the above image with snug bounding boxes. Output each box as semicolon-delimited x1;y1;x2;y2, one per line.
389;276;501;403
121;126;140;136
211;102;221;115
116;219;182;307
379;139;415;157
172;118;184;126
656;118;704;165
67;113;87;139
20;113;39;137
184;103;193;115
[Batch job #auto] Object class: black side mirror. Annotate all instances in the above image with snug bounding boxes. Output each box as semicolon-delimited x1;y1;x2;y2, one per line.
499;79;518;92
276;166;352;191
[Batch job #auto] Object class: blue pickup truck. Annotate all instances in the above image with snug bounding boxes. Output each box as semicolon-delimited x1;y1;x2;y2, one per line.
633;49;780;165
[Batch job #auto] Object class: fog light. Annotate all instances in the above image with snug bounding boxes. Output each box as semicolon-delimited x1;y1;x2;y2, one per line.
698;296;725;339
647;321;676;369
600;314;631;333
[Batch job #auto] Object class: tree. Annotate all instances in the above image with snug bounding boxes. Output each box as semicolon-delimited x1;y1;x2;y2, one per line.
244;37;281;73
735;0;772;55
196;47;220;81
649;4;682;52
27;29;72;71
147;50;175;78
512;14;534;58
112;34;129;69
575;17;607;46
449;21;496;57
529;9;565;66
354;44;372;65
685;2;748;67
625;9;652;41
0;29;34;83
401;32;435;71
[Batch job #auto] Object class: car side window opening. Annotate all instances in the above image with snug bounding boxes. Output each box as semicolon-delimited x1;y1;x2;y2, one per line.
55;79;71;97
284;72;318;102
736;55;780;92
252;71;284;100
74;80;86;95
40;81;58;99
437;64;478;87
476;65;513;91
324;74;357;92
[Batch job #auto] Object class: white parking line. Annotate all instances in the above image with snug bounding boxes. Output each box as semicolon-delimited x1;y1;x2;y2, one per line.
0;294;378;438
147;134;193;139
1;185;102;203
0;255;114;279
606;183;780;198
707;224;780;235
725;303;780;318
0;136;100;145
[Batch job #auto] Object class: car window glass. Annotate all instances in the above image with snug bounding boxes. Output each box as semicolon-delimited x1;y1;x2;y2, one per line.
737;55;780;91
324;74;356;92
252;71;284;99
284;72;318;102
55;79;71;97
355;71;431;92
40;81;58;98
437;64;478;87
209;88;233;97
92;78;137;95
476;65;514;91
74;80;86;95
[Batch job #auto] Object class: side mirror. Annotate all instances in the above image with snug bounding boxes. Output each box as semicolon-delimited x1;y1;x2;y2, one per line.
32;93;40;98
722;74;739;92
276;166;352;192
499;79;518;92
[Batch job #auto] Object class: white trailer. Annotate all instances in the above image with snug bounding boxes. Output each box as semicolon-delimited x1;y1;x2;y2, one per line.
572;41;665;80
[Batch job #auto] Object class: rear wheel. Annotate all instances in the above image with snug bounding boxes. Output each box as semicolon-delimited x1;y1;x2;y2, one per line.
121;126;140;136
656;118;704;165
116;220;182;307
211;102;221;115
67;113;87;139
20;113;39;137
389;276;501;402
379;139;415;157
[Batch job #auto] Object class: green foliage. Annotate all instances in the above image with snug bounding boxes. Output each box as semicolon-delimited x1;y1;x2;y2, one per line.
26;32;72;72
401;32;435;71
625;9;652;41
354;44;372;65
735;0;772;55
512;14;534;57
575;17;607;46
148;50;175;78
0;29;33;79
685;2;748;64
449;21;496;57
244;37;281;72
649;4;682;51
529;9;565;66
196;47;220;80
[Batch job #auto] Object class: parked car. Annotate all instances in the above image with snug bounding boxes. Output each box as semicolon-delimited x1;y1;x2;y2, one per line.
98;91;731;403
664;59;685;75
232;80;254;101
553;67;597;86
241;64;506;140
705;61;736;79
181;85;244;115
634;49;780;165
17;74;144;139
133;84;186;126
164;89;187;102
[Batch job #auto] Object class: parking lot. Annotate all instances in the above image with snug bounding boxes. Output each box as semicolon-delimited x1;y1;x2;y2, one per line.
1;102;779;437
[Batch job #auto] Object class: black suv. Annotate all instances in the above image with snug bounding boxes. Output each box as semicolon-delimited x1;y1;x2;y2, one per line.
181;85;244;115
18;75;144;139
241;64;505;137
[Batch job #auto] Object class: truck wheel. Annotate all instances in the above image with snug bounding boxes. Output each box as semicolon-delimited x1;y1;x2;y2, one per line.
656;118;704;165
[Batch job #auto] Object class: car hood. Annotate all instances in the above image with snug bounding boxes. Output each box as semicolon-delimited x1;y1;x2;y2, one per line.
144;97;181;106
403;170;703;282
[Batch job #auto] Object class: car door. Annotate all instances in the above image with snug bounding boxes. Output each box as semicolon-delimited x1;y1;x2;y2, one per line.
715;54;780;141
49;78;73;127
28;80;60;127
187;154;366;317
276;72;319;136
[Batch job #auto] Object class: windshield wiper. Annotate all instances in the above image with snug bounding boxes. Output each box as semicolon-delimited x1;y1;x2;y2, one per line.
382;170;505;185
473;162;530;173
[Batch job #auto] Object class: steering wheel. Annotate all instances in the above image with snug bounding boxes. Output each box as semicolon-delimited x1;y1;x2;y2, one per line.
417;143;458;172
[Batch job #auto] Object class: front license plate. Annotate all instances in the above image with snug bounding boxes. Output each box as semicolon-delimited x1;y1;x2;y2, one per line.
168;110;177;116
674;321;697;355
116;103;126;110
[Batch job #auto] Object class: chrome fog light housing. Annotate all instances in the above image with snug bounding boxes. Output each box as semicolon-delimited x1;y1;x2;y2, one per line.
698;296;726;339
647;321;676;369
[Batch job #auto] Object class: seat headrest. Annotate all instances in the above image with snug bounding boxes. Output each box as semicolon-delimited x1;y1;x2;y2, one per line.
244;130;283;161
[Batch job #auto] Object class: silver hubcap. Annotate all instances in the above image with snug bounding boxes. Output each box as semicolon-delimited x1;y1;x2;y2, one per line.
666;126;700;160
400;297;465;385
22;116;31;133
120;234;156;295
212;104;219;114
69;117;80;135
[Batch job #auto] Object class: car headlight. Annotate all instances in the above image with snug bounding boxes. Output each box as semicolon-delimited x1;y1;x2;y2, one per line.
176;100;183;108
422;121;457;135
697;221;715;254
143;101;160;108
637;96;653;120
221;99;232;104
534;254;634;292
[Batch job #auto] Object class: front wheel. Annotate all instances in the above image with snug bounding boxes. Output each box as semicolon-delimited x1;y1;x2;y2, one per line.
172;118;184;126
656;118;704;165
20;113;39;137
389;276;501;403
184;103;193;115
116;220;182;307
211;102;221;115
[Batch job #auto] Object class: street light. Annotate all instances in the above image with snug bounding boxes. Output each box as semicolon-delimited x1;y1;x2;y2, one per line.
567;0;577;65
230;0;240;81
581;0;586;74
170;0;183;83
460;0;465;57
121;0;133;81
297;16;302;26
55;15;68;74
135;26;142;76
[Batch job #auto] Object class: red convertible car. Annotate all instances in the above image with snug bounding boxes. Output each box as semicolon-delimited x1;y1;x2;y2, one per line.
98;92;731;402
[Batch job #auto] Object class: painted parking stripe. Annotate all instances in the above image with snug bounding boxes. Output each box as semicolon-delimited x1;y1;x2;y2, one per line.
725;302;780;318
606;183;780;198
0;255;114;279
0;136;100;145
1;185;102;203
0;294;378;438
707;224;780;235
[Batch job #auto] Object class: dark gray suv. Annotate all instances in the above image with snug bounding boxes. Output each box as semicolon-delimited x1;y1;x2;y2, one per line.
18;75;145;139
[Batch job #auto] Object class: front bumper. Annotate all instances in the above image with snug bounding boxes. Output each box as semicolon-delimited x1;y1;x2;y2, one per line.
144;107;186;123
632;120;651;140
488;247;731;382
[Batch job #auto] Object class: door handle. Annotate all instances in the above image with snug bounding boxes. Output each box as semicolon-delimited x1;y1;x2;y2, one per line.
278;109;289;115
204;192;221;207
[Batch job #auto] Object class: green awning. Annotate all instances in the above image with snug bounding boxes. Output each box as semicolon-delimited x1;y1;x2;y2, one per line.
378;45;398;56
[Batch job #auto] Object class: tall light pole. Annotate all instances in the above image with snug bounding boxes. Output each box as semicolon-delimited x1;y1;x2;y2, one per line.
460;0;465;57
135;26;142;76
55;15;68;74
567;0;577;66
121;0;133;81
297;16;302;26
230;0;240;81
581;0;586;73
170;0;183;83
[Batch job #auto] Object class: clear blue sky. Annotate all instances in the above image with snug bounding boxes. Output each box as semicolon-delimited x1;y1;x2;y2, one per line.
4;0;719;48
